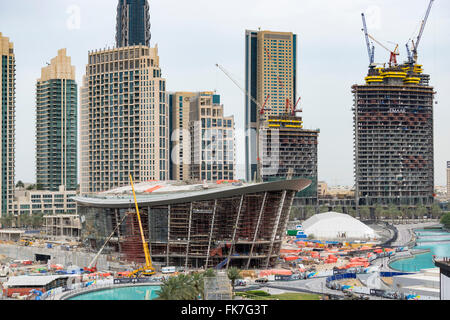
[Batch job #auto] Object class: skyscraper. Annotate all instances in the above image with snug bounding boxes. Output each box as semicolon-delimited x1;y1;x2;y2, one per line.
353;63;435;207
189;92;235;182
80;45;168;194
169;91;197;181
0;33;15;216
245;30;297;182
36;49;78;191
116;0;151;48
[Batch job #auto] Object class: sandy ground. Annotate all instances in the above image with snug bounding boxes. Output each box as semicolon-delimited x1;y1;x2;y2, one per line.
340;279;364;287
382;277;393;286
314;259;348;272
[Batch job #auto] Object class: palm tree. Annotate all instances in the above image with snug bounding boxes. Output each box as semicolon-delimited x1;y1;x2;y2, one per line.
374;205;384;221
227;267;242;297
156;274;197;300
359;206;370;220
15;180;25;189
319;206;329;214
431;204;442;220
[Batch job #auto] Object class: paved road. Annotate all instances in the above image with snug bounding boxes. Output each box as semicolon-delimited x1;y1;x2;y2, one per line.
391;222;440;247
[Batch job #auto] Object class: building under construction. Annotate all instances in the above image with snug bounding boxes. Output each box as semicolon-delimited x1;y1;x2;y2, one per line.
74;179;310;270
261;114;319;206
353;63;435;207
354;2;436;208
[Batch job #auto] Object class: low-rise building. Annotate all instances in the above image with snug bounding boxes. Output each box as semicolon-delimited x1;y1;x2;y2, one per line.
43;214;81;241
12;185;77;216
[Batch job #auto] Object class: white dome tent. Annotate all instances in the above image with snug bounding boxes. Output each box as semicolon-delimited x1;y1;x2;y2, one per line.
302;212;377;240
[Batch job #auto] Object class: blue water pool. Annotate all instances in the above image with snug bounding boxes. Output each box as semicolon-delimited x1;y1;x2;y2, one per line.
68;285;160;300
390;228;450;272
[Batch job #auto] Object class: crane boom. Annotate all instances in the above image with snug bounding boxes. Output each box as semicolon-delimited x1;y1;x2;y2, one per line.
361;13;375;65
412;0;434;63
216;64;264;111
129;174;154;276
86;213;129;270
368;34;399;65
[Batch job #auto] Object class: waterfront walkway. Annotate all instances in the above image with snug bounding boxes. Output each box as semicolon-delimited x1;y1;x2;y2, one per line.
391;222;440;247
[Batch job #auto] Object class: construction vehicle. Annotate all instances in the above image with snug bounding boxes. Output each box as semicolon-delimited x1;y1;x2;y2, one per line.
84;213;129;273
128;174;155;277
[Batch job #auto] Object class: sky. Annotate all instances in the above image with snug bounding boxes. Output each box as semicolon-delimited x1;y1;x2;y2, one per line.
0;0;449;187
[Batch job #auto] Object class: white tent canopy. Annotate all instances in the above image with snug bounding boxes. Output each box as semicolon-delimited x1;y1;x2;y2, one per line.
302;212;377;240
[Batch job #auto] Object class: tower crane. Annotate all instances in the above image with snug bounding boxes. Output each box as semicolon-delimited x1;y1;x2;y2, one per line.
128;174;155;277
368;34;400;67
406;0;434;64
216;63;271;182
215;64;271;115
361;13;375;66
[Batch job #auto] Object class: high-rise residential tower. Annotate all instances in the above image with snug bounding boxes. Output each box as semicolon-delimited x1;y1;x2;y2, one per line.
353;63;435;207
116;0;151;48
189;92;235;182
80;45;168;194
0;33;15;216
36;49;78;191
168;91;197;181
245;30;297;182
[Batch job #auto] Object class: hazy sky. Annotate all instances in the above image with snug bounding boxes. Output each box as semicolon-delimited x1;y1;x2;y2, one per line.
0;0;449;186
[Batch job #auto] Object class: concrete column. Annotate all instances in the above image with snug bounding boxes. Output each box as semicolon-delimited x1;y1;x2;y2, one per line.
266;191;287;269
185;203;193;270
226;195;245;270
246;192;267;269
205;200;218;269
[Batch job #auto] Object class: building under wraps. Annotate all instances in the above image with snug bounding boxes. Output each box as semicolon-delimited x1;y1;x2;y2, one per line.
353;63;435;207
73;179;310;270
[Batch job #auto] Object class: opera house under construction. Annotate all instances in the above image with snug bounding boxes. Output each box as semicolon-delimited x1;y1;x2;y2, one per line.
73;179;311;270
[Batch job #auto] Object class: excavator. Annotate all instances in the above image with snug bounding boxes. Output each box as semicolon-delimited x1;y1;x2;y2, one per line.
127;174;155;277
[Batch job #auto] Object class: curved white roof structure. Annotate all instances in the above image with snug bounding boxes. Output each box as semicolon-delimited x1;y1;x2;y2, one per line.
302;212;377;240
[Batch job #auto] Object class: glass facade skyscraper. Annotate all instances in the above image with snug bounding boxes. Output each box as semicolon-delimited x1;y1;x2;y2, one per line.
36;49;78;191
116;0;151;48
0;33;15;216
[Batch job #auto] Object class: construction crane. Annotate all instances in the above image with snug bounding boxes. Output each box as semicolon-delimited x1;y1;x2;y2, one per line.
291;97;303;116
361;13;375;66
368;34;399;66
407;0;434;64
84;213;129;273
215;63;271;115
216;63;271;182
128;174;155;277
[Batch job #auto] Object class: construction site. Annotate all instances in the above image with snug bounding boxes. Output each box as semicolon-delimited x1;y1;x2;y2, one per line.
354;1;435;208
261;114;319;206
74;179;311;270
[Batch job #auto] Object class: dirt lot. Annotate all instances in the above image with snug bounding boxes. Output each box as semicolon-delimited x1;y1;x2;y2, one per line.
340;279;364;287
